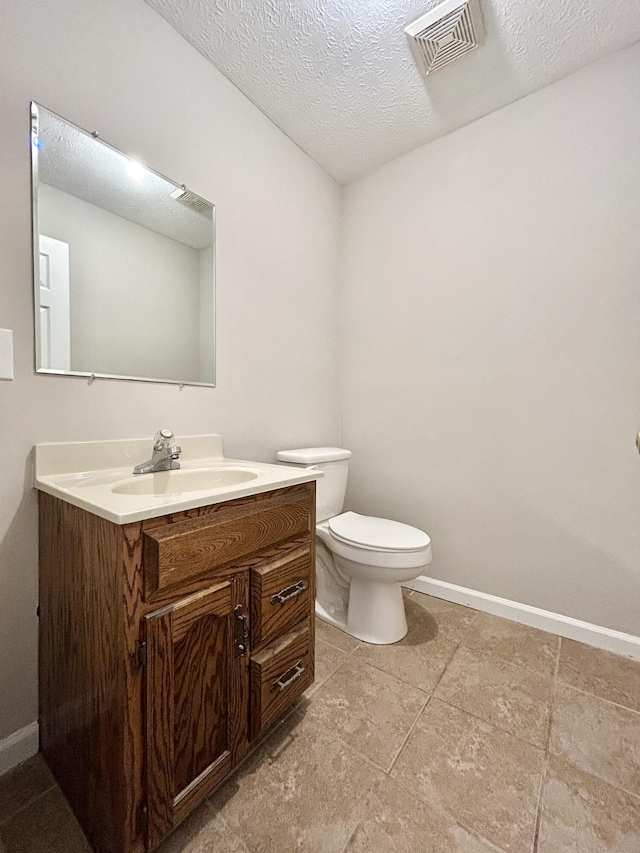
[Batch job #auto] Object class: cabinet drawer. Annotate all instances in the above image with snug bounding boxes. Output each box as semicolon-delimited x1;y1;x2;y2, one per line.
143;487;312;602
251;543;312;649
250;622;312;740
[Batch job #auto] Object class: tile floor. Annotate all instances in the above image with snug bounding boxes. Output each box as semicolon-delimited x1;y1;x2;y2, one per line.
2;591;640;852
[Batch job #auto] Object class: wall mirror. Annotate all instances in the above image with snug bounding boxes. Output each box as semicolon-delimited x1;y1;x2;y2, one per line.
30;103;215;386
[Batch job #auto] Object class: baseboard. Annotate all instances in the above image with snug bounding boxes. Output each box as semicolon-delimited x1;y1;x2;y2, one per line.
0;721;39;776
405;576;640;662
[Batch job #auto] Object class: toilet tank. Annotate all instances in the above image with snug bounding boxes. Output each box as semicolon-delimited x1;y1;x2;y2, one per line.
276;447;351;522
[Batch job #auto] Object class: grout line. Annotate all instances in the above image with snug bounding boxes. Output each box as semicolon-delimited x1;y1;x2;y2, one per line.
432;696;547;752
449;599;562;678
304;649;350;698
458;640;558;679
316;636;352;654
294;706;393;776
299;711;399;775
542;641;640;825
532;646;557;853
212;808;252;852
206;700;305;810
387;694;431;776
347;654;440;694
313;650;431;706
545;637;562;752
553;679;640;717
531;754;549;853
337;774;387;853
304;657;352;700
0;782;57;828
389;773;509;853
384;602;486;774
314;630;362;657
430;642;558;749
339;823;360;853
430;631;469;695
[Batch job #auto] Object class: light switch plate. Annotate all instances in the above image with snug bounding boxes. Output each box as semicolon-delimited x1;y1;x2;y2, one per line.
0;329;14;380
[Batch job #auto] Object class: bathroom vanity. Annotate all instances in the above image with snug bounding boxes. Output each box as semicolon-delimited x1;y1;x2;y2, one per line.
35;436;319;852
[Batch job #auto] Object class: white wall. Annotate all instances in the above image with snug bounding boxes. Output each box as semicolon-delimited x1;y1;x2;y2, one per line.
340;44;640;637
0;0;340;741
39;184;203;381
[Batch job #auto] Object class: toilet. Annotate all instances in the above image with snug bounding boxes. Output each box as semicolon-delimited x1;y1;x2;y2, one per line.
276;447;432;644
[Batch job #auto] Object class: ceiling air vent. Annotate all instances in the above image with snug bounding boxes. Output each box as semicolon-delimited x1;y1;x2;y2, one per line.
405;0;484;76
170;187;210;214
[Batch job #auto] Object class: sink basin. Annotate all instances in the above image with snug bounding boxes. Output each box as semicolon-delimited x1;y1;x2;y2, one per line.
34;435;323;524
112;467;259;496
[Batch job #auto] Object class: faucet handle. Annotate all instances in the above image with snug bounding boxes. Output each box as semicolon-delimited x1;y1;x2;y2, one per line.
154;428;175;450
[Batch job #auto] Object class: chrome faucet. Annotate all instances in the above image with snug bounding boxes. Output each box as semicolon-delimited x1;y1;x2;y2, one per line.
133;429;182;475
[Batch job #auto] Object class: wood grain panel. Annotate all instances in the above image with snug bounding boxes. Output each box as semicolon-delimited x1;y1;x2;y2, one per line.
144;577;249;848
144;497;310;601
144;609;175;849
121;521;147;853
172;586;230;793
39;493;128;853
171;583;231;643
251;544;312;649
143;534;311;611
39;480;314;852
250;622;312;740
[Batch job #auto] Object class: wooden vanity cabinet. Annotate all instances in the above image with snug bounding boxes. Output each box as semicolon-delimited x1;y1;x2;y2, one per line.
38;482;316;853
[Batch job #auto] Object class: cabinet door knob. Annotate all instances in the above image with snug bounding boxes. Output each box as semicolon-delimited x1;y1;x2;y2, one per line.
636;429;640;454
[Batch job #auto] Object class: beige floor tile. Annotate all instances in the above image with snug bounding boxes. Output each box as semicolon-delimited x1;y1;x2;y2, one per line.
435;645;554;747
304;638;349;698
353;594;474;692
345;775;501;852
209;712;385;853
462;612;560;676
0;754;55;825
159;801;249;852
407;593;479;642
315;618;362;653
0;787;89;853
304;658;428;771
391;698;543;852
558;639;640;713
538;754;640;852
550;683;640;796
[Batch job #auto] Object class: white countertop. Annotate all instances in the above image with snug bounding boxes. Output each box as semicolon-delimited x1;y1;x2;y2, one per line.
34;435;321;525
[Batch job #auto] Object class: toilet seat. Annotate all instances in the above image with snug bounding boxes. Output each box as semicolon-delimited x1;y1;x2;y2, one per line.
328;511;430;553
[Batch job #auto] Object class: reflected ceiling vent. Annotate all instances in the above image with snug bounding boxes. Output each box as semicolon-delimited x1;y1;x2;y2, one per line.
405;0;484;76
170;187;210;214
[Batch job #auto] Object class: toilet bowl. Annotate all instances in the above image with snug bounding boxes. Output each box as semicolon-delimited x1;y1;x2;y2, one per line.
276;448;432;645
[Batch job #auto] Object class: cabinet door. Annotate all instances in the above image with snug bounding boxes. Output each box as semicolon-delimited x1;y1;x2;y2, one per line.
144;574;249;849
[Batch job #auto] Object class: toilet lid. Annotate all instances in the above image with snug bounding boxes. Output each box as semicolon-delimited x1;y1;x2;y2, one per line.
328;512;430;552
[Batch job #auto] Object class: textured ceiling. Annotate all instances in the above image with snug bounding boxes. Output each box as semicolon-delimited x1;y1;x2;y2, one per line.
144;0;640;183
36;107;213;249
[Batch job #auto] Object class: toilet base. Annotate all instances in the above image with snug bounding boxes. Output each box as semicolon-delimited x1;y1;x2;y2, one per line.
315;579;408;645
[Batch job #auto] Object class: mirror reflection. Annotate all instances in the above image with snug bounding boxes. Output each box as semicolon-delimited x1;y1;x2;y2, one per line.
31;103;215;386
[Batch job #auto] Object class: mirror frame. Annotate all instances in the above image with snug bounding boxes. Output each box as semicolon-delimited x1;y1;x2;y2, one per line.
30;102;216;388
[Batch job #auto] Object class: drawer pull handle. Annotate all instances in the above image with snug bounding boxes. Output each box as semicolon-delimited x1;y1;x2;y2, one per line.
270;660;305;693
271;580;306;606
